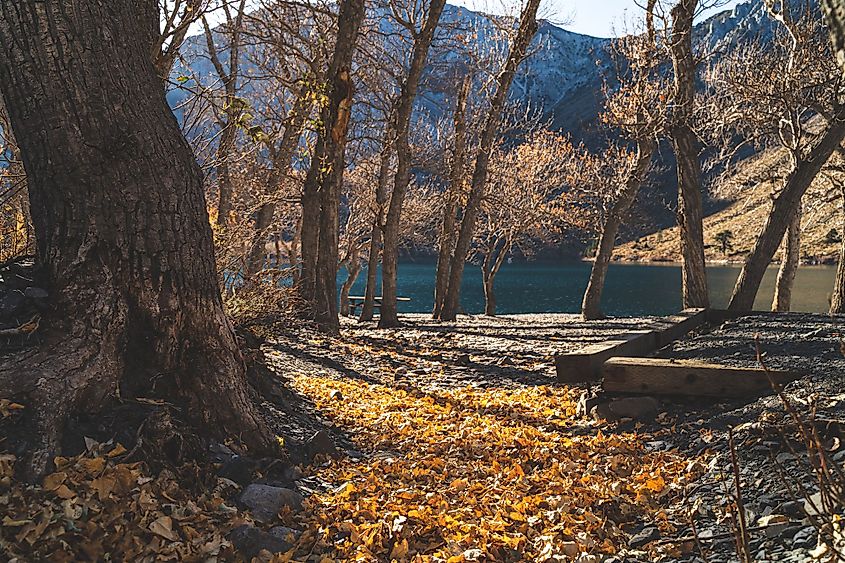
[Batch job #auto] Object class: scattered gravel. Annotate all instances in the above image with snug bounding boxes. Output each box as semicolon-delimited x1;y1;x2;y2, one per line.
262;311;845;561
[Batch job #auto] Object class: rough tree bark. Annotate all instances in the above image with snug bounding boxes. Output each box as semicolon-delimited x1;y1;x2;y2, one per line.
440;0;541;321
360;147;393;321
824;0;845;72
299;0;366;331
0;0;277;479
245;88;311;278
668;0;709;309
378;0;448;328
202;1;247;228
772;201;802;312
581;139;656;320
433;77;470;319
729;114;845;310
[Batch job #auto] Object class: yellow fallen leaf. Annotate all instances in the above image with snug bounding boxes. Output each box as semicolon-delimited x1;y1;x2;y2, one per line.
450;478;468;491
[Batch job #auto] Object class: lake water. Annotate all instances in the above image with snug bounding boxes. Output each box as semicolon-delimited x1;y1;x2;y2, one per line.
343;261;839;316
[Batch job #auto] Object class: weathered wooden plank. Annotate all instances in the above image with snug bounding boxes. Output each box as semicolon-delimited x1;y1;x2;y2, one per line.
555;308;708;384
649;308;707;347
601;357;800;397
556;330;658;383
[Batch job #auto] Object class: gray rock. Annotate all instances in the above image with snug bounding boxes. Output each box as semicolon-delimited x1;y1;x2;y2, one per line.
791;526;817;549
629;526;660;549
23;286;48;300
218;456;256;485
269;526;301;543
229;524;292;558
240;484;304;523
607;397;659;421
0;291;25;315
576;391;601;418
779;500;804;518
307;430;339;459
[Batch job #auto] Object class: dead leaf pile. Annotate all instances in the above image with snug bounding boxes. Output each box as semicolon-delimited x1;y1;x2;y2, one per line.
286;375;704;561
0;442;243;561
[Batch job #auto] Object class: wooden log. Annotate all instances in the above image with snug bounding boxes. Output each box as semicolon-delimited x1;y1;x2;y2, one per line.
601;357;800;397
555;308;707;384
556;330;658;383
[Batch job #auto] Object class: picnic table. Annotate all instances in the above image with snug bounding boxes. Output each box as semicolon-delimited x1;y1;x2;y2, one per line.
348;295;411;316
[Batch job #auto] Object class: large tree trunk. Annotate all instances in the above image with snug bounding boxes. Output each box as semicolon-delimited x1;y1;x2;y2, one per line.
582;139;655;320
729;116;845;310
440;0;541;321
378;0;447;328
433;77;470;319
772;201;802;312
0;0;277;479
830;183;845;314
298;0;366;331
360;147;392;322
668;0;709;309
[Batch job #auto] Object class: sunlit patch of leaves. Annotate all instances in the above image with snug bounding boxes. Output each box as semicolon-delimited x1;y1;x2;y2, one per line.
287;375;704;561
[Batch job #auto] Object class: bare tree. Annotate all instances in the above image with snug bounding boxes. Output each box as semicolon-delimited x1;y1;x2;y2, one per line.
433;76;471;319
581;0;664;320
299;0;366;331
708;0;845;310
667;0;709;308
475;130;570;315
155;0;211;77
378;0;448;328
438;0;542;321
202;0;247;227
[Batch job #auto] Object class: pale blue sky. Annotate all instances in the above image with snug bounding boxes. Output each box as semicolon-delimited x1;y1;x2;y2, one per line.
452;0;746;37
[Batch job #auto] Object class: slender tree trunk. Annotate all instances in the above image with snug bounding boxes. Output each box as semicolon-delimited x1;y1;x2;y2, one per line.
0;0;276;479
299;0;366;331
830;183;845;314
582;139;655;320
440;0;541;321
772;201;802;312
379;0;448;329
668;0;709;309
360;147;392;321
202;3;246;228
339;246;361;317
245;88;310;278
729;115;845;310
434;77;470;319
482;239;510;316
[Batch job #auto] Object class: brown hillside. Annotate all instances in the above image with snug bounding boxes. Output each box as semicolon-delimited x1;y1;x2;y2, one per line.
614;146;844;264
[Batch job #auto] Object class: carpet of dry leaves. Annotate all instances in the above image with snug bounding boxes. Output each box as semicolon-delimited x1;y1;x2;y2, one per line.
283;375;704;562
0;363;705;562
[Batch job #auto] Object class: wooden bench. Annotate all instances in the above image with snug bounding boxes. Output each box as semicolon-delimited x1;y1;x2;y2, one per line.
348;296;411;316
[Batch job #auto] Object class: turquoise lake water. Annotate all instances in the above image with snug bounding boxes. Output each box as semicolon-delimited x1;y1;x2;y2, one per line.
343;261;839;316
